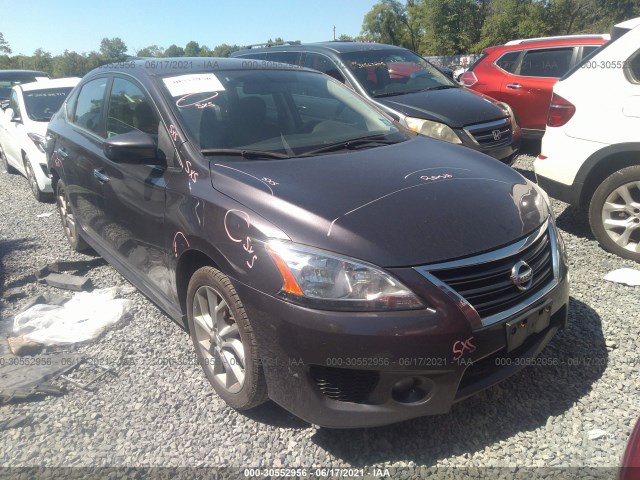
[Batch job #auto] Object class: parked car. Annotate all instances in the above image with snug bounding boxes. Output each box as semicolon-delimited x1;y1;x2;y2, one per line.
620;418;640;480
0;77;80;201
0;70;50;101
461;34;608;138
232;42;521;164
46;58;568;428
534;17;640;262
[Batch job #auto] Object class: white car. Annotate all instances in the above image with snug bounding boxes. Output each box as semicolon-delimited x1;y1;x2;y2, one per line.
0;77;80;201
534;17;640;262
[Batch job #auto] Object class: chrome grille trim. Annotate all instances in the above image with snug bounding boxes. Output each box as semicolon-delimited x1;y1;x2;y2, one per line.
414;219;560;328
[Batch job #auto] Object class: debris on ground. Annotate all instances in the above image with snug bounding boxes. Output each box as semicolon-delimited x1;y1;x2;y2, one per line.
12;286;134;346
0;415;30;430
604;268;640;286
0;353;82;403
37;272;91;291
7;336;44;356
2;287;26;302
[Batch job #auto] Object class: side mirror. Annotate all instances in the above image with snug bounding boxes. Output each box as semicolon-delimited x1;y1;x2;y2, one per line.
0;100;9;111
103;131;159;164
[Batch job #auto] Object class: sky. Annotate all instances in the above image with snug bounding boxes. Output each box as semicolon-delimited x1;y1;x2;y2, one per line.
0;0;380;56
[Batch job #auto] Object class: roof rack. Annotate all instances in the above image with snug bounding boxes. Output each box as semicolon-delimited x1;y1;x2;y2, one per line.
242;41;302;49
504;34;609;45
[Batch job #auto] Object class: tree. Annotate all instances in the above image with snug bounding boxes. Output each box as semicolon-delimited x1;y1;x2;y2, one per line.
0;32;11;55
473;0;548;50
184;41;201;57
198;45;214;57
136;45;164;57
212;43;241;57
52;50;87;77
32;48;53;72
99;37;128;62
163;44;185;57
337;34;355;41
361;1;412;47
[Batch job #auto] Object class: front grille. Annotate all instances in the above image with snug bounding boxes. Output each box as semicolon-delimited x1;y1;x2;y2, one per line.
310;365;379;404
429;229;554;319
466;118;512;148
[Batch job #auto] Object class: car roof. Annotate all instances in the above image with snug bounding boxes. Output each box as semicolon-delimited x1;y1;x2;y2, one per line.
234;42;407;56
0;70;49;79
485;35;608;54
19;77;81;91
85;57;315;79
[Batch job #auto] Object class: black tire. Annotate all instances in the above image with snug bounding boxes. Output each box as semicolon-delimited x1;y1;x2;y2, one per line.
589;165;640;262
56;179;89;252
187;266;267;410
24;155;52;202
0;144;17;174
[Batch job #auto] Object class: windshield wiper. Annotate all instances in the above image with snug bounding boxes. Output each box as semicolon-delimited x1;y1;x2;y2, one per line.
402;85;459;95
300;134;400;156
200;148;290;160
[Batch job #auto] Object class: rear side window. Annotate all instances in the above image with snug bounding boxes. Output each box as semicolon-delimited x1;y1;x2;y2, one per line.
519;48;574;77
265;51;302;65
304;53;346;83
107;78;158;136
72;77;108;136
495;51;521;73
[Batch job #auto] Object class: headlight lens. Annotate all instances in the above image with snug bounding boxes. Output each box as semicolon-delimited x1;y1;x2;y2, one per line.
266;240;425;311
27;132;46;153
405;117;462;144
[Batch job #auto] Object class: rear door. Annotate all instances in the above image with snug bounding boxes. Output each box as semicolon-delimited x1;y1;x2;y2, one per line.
2;89;26;169
500;46;576;131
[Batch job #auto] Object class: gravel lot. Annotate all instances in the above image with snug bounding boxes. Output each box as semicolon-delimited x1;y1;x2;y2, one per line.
0;152;639;478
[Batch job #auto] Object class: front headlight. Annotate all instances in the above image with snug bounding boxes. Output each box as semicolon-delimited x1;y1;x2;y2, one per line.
266;240;425;311
405;117;462;144
27;132;46;153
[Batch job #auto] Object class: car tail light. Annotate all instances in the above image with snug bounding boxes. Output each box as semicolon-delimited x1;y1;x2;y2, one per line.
620;418;640;480
547;93;575;127
460;71;478;86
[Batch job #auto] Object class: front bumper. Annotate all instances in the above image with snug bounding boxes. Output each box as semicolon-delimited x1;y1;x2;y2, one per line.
233;224;569;428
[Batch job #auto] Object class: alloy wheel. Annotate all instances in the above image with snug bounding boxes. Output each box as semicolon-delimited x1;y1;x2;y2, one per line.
601;181;640;253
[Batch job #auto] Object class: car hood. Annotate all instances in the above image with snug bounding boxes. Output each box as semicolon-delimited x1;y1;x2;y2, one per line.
376;87;506;128
210;137;548;267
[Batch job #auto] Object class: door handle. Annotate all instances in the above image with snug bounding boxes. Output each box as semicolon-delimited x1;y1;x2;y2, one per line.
93;168;110;184
506;83;522;89
57;147;69;158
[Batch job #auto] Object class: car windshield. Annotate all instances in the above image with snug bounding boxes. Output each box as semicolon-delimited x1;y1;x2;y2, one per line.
339;49;456;98
23;87;73;121
161;69;407;157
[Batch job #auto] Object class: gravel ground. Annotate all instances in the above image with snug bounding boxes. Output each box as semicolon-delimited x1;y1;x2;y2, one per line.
0;153;639;478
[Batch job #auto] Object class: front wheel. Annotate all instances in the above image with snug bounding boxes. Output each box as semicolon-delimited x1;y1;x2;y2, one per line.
589;165;640;262
24;155;51;202
186;266;267;410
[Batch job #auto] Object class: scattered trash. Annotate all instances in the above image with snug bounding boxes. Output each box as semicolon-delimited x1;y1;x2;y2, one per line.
36;212;53;218
37;272;91;292
588;428;609;440
0;415;30;430
2;287;26;302
604;268;640;286
18;293;69;314
0;353;82;403
59;359;116;391
13;286;133;346
7;336;44;357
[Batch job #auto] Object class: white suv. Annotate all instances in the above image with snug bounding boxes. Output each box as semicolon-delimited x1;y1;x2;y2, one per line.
0;77;79;201
534;17;640;262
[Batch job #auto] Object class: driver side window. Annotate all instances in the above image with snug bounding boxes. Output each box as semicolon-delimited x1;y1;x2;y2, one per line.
107;78;158;137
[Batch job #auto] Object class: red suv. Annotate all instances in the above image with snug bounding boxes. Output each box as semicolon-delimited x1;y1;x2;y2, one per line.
461;35;608;138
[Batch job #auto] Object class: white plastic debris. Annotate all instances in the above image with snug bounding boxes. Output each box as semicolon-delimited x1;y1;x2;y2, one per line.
588;428;609;440
13;286;134;345
604;268;640;286
36;212;53;218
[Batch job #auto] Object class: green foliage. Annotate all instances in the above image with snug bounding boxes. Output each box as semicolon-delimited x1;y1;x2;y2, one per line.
163;44;185;57
99;37;128;62
136;45;164;57
184;41;201;57
212;43;241;57
0;33;11;55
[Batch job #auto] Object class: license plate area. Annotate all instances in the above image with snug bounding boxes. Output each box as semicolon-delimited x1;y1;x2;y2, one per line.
505;303;552;352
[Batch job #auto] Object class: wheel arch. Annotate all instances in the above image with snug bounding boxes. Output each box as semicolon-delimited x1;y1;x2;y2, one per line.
576;143;640;207
175;248;220;324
